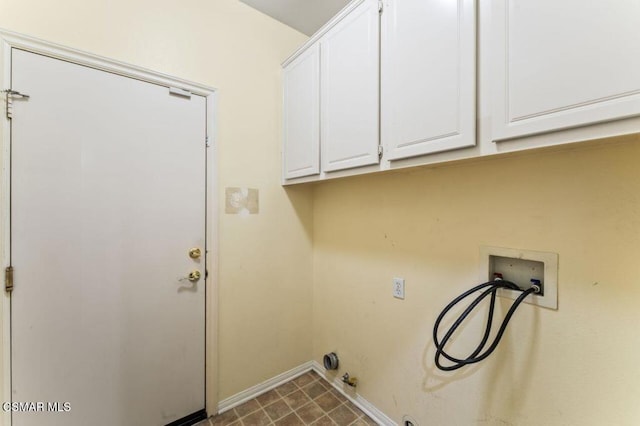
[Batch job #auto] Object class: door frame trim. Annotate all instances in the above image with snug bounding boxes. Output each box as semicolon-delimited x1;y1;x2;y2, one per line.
0;28;220;425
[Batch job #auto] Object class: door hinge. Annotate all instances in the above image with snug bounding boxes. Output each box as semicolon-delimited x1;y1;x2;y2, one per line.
378;145;383;159
378;0;384;13
2;89;30;120
5;266;13;293
205;136;210;148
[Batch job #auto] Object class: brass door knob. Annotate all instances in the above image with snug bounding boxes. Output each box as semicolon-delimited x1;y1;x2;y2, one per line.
188;270;201;282
189;248;202;259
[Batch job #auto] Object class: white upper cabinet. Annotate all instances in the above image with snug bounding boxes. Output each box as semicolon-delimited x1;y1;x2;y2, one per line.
382;0;476;160
321;0;380;172
491;0;640;141
282;0;640;184
283;43;320;179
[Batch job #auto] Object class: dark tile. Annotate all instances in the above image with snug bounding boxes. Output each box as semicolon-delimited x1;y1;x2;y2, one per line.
349;420;371;426
276;380;299;397
282;389;311;411
308;370;321;380
315;378;328;389
234;399;261;418
327;387;347;403
293;372;316;388
296;402;325;424
302;381;327;400
211;409;238;426
241;408;271;426
311;415;336;425
314;392;341;413
264;399;292;421
274;412;305;426
256;389;281;407
344;400;365;418
327;405;358;425
359;415;378;425
194;420;211;426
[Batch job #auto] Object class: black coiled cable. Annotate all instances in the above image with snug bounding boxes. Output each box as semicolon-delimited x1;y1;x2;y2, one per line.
433;279;539;371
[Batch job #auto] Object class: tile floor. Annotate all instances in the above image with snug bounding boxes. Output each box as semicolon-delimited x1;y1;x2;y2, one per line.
197;370;378;426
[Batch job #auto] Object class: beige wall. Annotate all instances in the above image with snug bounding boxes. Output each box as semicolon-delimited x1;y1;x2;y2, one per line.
313;134;640;425
0;0;313;412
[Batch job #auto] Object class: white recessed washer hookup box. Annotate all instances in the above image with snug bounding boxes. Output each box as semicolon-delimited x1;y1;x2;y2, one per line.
480;246;558;310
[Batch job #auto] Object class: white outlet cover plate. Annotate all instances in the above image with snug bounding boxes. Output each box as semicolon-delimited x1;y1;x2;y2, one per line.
480;246;558;310
393;277;405;299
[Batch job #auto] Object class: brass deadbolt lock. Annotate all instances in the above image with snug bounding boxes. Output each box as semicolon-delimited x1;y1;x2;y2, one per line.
189;248;202;259
188;270;201;282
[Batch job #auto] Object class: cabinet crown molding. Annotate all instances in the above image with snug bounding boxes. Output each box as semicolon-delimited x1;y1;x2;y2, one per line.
282;0;368;68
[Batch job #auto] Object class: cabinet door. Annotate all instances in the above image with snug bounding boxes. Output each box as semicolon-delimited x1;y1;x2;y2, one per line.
382;0;476;160
321;0;380;172
491;0;640;141
283;44;320;179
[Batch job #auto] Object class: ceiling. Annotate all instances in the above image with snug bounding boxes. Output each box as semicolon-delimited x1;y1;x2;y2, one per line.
239;0;351;36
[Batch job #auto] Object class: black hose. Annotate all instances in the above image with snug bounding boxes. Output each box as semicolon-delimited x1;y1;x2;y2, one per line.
433;280;538;371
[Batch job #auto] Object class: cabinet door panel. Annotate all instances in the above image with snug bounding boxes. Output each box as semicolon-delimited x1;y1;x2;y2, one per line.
492;0;640;140
382;0;476;160
321;0;380;172
283;44;320;179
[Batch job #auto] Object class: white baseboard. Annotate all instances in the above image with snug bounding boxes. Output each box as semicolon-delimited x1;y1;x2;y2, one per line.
217;361;314;414
311;361;396;426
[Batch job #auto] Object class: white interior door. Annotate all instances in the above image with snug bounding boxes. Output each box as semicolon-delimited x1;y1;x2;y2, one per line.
10;49;207;426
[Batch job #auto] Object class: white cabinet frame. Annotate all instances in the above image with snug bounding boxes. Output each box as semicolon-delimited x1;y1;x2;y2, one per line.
283;43;321;179
491;0;640;141
382;0;477;160
320;0;381;172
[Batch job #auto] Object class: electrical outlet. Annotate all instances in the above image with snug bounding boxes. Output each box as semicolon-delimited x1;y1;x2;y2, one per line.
393;277;405;299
